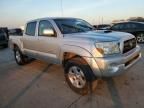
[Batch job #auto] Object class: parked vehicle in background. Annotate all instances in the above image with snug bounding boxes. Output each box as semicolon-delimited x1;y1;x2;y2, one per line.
9;17;141;95
109;21;144;43
0;27;9;39
0;29;8;47
93;24;110;30
9;28;23;36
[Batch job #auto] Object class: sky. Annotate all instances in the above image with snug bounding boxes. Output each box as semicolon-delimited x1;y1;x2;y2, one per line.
0;0;144;28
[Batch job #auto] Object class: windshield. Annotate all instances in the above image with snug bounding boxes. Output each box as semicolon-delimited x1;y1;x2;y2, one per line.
54;18;95;34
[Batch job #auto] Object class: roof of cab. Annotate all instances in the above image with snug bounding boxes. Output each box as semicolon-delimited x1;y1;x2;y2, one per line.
27;17;80;23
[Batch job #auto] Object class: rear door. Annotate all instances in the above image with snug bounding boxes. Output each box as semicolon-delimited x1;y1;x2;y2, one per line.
22;21;38;55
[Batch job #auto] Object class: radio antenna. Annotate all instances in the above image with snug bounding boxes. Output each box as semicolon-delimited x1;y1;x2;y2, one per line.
61;0;64;16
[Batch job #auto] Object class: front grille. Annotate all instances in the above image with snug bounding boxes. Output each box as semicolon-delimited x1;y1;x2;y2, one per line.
123;38;136;53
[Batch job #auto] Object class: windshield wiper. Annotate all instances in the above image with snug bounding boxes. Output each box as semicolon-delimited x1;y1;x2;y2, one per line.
61;24;85;32
77;24;94;30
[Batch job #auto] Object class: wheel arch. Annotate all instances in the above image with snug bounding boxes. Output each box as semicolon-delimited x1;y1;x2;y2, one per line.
60;45;93;67
12;43;19;50
62;52;88;67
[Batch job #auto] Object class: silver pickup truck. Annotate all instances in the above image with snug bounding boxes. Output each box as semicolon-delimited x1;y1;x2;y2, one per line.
9;17;141;95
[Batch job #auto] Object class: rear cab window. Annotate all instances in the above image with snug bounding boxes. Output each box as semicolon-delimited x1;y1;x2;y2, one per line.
25;21;37;36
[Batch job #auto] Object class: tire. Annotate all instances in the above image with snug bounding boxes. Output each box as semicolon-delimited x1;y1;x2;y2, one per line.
136;33;144;43
14;47;27;65
64;57;98;95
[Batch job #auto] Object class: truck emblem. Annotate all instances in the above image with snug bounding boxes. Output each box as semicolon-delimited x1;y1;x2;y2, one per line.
129;42;133;47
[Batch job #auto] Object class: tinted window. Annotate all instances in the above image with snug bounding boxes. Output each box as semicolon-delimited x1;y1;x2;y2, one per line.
111;24;121;30
122;23;129;29
133;23;142;29
38;20;55;37
130;23;137;29
25;22;36;36
124;23;137;29
112;23;126;30
142;24;144;28
0;30;6;36
0;30;4;34
0;30;6;40
9;29;23;36
119;24;125;29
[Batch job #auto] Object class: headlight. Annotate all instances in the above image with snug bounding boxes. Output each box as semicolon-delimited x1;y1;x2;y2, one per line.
95;42;120;55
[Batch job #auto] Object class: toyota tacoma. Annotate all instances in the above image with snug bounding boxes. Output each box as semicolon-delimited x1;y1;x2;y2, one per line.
9;18;141;95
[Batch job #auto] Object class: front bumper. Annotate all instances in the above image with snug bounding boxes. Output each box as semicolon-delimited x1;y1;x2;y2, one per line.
85;45;141;77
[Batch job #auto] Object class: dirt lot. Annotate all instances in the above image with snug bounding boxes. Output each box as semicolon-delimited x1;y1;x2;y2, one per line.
0;44;144;108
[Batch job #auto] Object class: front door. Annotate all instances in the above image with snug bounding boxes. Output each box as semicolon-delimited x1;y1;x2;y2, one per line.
36;20;61;64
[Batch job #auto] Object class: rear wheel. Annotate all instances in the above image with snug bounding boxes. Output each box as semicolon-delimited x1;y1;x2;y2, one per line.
14;47;27;65
136;33;144;43
64;57;98;95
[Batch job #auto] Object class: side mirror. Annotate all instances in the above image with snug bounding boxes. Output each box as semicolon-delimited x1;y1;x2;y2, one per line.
42;29;55;36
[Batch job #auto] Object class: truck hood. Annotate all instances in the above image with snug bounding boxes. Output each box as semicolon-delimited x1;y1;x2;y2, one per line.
64;30;134;42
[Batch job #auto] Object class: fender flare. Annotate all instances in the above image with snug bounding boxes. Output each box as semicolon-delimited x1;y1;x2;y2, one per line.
59;44;102;77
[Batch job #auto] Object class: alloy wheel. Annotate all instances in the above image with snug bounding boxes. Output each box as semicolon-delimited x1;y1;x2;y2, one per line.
68;66;86;88
137;33;144;43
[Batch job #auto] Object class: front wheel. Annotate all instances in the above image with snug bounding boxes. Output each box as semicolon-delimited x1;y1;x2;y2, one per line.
64;57;98;95
136;33;144;43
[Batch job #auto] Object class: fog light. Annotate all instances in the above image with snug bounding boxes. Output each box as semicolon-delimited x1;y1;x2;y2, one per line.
107;65;120;73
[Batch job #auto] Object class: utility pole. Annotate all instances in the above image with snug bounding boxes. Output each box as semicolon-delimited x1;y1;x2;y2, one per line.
102;17;103;24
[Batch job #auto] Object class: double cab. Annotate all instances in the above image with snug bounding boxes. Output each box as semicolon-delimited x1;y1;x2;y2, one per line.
9;17;141;95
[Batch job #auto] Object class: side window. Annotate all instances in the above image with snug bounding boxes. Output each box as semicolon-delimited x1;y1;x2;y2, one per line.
124;23;131;29
111;24;120;30
135;23;144;29
118;23;124;29
118;24;125;29
25;22;37;36
38;20;56;37
131;23;137;29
